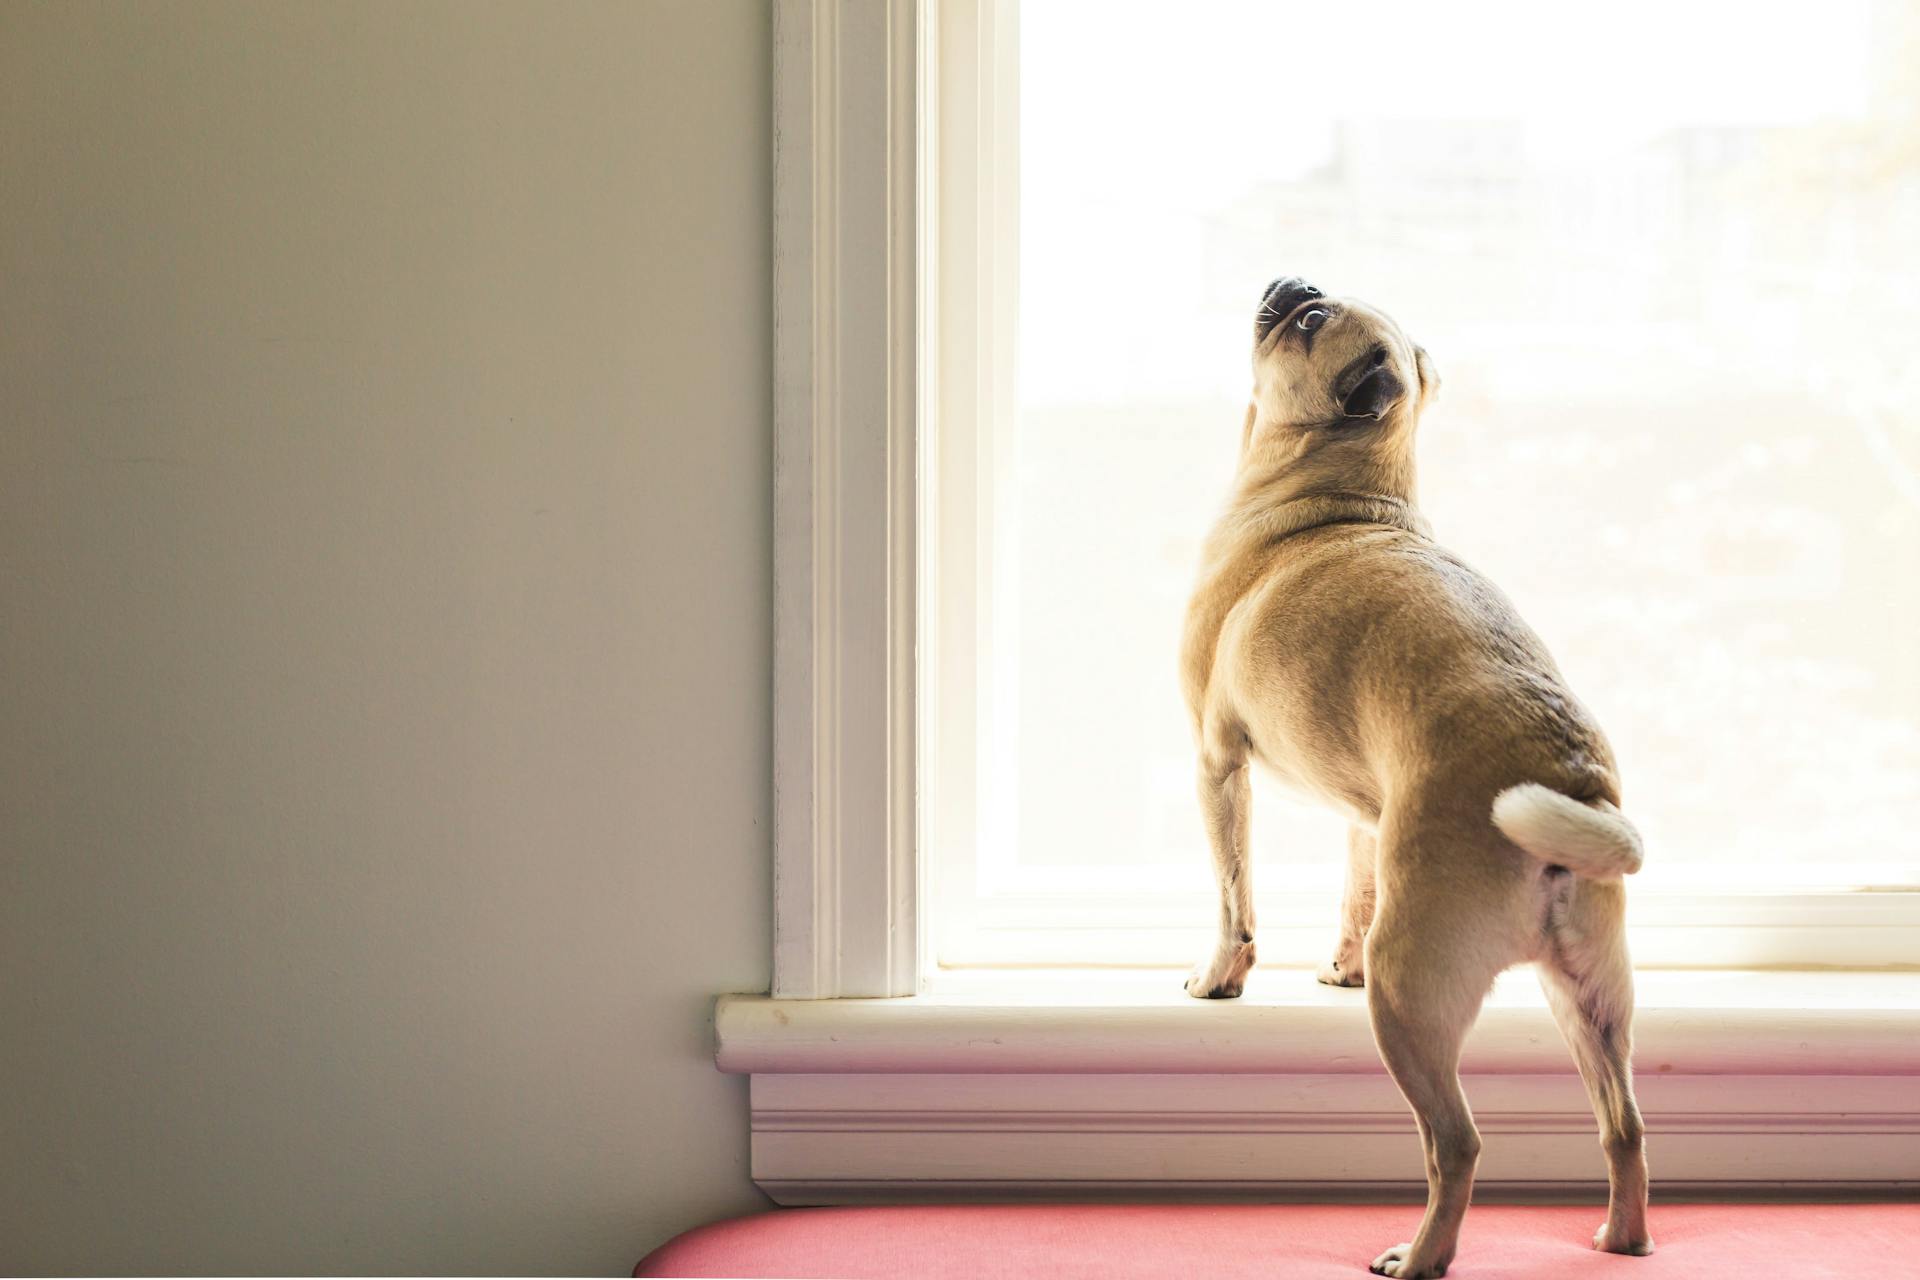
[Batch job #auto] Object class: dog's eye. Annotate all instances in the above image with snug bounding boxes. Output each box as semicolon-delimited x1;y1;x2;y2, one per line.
1296;308;1330;332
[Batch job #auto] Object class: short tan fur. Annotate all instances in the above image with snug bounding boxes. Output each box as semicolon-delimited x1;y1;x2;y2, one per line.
1180;278;1653;1278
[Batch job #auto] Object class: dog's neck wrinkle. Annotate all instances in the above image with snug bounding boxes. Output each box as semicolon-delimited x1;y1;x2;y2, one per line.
1241;409;1417;495
1231;490;1432;554
1221;418;1427;555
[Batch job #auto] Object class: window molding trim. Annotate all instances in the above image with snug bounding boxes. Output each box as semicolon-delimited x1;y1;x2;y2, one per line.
717;982;1920;1200
772;0;922;999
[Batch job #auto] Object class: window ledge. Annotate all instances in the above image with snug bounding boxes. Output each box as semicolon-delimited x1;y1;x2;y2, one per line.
717;967;1920;1076
716;969;1920;1202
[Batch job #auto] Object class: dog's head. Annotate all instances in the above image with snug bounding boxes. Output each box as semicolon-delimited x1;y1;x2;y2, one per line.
1247;276;1438;443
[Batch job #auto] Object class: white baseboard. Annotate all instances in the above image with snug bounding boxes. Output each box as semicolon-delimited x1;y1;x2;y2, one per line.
747;1071;1920;1204
718;970;1920;1202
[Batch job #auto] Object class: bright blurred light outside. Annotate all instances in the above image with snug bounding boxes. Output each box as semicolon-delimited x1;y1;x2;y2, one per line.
987;0;1920;902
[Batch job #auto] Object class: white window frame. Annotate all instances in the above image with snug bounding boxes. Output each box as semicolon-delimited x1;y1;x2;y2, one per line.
749;0;1920;1203
770;0;921;1000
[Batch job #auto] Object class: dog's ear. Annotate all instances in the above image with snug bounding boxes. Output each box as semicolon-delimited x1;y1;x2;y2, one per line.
1413;345;1441;408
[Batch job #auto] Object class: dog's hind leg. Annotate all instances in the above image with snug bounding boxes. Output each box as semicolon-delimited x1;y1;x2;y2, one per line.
1184;745;1255;999
1364;894;1504;1279
1319;825;1376;987
1539;881;1653;1256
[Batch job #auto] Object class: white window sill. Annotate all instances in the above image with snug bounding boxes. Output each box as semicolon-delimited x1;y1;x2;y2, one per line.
719;966;1920;1075
715;968;1920;1202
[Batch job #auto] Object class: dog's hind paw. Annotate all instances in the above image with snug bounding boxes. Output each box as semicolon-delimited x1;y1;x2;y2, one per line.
1594;1224;1655;1255
1370;1243;1449;1278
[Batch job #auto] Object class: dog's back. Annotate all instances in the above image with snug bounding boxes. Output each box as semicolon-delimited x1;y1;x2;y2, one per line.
1196;521;1621;833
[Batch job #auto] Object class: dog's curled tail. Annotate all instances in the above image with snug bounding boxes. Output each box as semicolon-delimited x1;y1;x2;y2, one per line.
1491;782;1644;879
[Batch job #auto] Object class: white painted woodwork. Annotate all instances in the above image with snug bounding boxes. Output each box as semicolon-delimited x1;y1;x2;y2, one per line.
760;0;1920;1204
772;0;920;997
748;1070;1920;1203
718;969;1920;1199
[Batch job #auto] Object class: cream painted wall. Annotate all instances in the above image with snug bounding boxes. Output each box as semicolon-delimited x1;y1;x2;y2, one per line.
1;2;772;1272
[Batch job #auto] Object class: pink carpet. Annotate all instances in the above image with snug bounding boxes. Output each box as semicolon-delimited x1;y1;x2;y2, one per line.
636;1203;1920;1279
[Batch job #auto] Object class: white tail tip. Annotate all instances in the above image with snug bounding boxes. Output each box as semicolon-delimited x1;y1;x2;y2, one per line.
1491;782;1644;879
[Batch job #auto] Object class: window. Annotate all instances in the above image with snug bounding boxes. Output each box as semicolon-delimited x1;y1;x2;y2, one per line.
744;0;1920;1202
927;0;1920;972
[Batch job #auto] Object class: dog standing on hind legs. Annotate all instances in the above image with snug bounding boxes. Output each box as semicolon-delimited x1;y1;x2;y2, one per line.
1179;277;1653;1277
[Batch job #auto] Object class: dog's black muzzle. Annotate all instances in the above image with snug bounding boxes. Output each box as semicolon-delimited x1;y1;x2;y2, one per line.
1256;275;1323;339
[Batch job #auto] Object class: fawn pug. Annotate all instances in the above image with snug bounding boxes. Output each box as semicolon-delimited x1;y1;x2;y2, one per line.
1179;277;1652;1277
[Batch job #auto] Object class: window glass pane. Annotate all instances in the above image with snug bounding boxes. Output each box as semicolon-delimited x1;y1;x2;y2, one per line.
998;0;1920;893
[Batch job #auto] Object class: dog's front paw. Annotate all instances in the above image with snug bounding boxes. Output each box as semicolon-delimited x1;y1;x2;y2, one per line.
1184;939;1255;999
1594;1223;1654;1256
1370;1244;1448;1278
1316;957;1364;987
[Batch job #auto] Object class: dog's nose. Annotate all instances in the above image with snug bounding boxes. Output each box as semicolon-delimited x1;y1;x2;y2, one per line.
1256;276;1323;337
